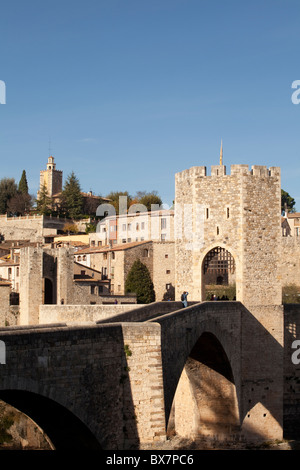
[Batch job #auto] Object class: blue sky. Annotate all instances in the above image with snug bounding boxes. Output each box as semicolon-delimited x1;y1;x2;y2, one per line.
0;0;299;209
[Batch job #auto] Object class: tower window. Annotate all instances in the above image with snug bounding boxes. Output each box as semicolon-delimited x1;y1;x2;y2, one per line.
206;208;209;219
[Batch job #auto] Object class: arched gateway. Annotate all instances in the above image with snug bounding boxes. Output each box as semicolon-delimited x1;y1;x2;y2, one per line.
174;160;283;442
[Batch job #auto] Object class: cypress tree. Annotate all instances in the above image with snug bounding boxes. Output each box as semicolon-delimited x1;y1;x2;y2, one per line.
18;170;29;194
125;259;155;304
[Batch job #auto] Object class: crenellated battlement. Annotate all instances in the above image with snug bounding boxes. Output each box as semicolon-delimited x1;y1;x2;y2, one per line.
175;164;280;180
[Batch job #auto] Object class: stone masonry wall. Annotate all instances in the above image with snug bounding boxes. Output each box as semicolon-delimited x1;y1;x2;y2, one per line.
175;164;282;307
281;237;300;288
283;304;300;438
39;304;145;325
0;322;165;449
0;284;11;327
19;246;43;325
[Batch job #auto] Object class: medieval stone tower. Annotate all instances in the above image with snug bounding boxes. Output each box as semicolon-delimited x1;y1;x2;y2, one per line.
174;155;284;440
19;246;74;325
39;156;63;198
174;158;282;308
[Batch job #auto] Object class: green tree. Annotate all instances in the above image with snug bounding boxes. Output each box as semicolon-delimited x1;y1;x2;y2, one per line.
105;191;132;215
18;170;29;194
136;191;163;212
282;189;296;214
125;259;155;304
0;178;18;214
36;184;53;215
61;171;83;219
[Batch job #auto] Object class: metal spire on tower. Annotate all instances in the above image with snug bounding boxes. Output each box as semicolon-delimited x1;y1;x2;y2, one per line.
220;139;223;165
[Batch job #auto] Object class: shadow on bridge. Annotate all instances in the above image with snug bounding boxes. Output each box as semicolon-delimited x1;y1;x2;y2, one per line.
0;323;140;450
149;301;284;444
0;390;102;449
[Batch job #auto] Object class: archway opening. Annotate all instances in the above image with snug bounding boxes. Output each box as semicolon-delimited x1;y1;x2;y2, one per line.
43;278;54;304
0;390;102;450
203;246;236;301
168;332;240;444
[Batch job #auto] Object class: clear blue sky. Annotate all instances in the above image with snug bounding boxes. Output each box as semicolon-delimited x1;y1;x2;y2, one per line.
0;0;299;209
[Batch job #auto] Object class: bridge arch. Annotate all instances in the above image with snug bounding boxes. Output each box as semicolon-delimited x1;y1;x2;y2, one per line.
0;390;102;450
167;329;240;442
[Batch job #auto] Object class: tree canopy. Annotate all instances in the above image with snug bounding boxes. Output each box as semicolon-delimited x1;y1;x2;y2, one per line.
105;190;163;214
105;191;132;215
281;189;296;214
61;171;84;219
132;191;163;212
125;259;155;304
36;184;53;215
0;178;18;214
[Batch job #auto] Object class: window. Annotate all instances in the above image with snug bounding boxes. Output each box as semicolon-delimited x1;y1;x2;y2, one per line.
206;208;209;219
136;223;139;231
16;267;19;277
166;270;170;274
91;285;95;295
143;249;149;257
99;286;104;294
161;218;167;229
166;283;171;290
111;252;115;260
141;222;145;230
91;240;95;246
128;224;131;231
161;233;166;241
103;253;107;260
165;254;168;258
122;224;126;231
227;207;230;219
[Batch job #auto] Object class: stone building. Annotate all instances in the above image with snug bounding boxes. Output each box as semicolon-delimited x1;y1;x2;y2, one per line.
92;209;174;246
75;240;175;301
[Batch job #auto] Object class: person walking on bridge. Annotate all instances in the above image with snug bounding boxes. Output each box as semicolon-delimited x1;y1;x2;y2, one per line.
181;291;189;308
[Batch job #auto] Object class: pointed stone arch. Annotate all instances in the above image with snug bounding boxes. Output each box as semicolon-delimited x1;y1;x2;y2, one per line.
199;245;239;301
167;331;240;442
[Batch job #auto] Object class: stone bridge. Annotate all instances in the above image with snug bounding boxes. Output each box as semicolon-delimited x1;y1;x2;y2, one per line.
0;301;296;450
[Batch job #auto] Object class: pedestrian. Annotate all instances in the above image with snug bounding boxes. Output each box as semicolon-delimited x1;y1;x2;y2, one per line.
181;291;189;308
